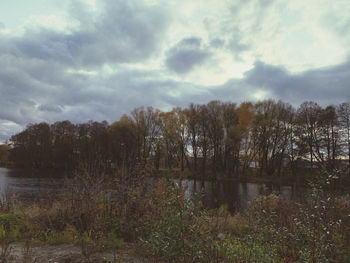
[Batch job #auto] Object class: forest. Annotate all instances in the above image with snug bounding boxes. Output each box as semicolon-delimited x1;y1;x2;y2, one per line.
7;99;350;182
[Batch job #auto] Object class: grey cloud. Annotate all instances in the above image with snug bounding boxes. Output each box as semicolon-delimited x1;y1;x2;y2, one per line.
0;0;171;137
0;135;9;142
178;37;202;47
196;59;350;107
0;121;21;142
228;29;250;58
210;38;225;48
0;51;98;126
242;60;350;105
244;61;289;87
1;56;350;142
38;104;63;113
0;100;37;125
0;59;46;125
80;0;169;65
11;0;169;68
165;37;211;74
209;79;255;104
0;47;197;133
15;29;75;64
0;22;4;29
166;50;209;74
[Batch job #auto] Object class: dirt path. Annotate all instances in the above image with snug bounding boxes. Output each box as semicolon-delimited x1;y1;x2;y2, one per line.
3;243;150;263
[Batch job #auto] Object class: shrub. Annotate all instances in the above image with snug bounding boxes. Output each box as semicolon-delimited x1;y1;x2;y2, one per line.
141;178;218;262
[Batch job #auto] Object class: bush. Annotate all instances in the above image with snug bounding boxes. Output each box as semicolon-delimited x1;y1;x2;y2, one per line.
246;171;350;263
141;178;218;262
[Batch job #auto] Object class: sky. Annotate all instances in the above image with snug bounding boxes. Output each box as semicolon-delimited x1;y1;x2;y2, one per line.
0;0;350;142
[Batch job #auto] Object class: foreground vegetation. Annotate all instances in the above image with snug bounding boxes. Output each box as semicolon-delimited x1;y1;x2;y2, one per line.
0;166;349;262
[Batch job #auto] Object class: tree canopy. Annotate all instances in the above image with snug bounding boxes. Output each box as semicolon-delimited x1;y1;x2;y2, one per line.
8;100;350;179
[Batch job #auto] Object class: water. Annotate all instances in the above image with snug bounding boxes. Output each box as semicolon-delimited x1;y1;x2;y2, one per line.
0;168;64;202
0;168;299;211
174;179;299;212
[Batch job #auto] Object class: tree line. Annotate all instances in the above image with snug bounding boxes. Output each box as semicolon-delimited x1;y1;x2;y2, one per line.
9;100;350;179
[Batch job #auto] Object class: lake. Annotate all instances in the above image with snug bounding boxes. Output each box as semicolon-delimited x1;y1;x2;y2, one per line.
0;167;64;202
0;167;300;212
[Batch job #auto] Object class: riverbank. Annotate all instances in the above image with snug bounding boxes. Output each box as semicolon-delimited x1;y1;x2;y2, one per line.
1;168;349;262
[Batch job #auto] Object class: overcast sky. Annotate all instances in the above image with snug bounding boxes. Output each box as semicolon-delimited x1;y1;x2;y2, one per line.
1;0;350;142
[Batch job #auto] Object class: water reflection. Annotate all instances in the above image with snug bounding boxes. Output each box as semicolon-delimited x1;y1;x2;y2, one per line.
0;168;64;202
1;168;299;212
174;179;298;212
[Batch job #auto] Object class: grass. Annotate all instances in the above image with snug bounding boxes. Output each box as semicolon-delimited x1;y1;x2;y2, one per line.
0;167;349;262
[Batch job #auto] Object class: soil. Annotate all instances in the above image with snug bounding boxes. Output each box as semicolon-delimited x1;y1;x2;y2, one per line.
3;243;151;263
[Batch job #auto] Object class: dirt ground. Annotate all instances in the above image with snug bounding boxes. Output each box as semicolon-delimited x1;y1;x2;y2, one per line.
3;243;151;263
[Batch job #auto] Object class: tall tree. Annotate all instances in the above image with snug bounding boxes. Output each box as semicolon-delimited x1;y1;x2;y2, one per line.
109;115;137;173
338;102;350;176
206;101;224;179
184;104;201;175
319;106;340;170
222;102;240;177
252;100;277;176
198;104;210;179
160;110;180;169
10;123;51;170
51;120;77;171
132;107;161;164
0;142;11;166
236;102;256;176
295;101;322;170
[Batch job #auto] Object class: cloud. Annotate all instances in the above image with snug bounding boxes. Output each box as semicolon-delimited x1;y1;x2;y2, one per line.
0;0;172;141
216;0;350;72
11;0;170;68
0;120;22;142
227;29;250;60
210;38;225;49
1;0;350;143
38;104;63;113
1;55;350;142
217;59;350;106
244;61;289;87
225;0;277;52
165;37;211;74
